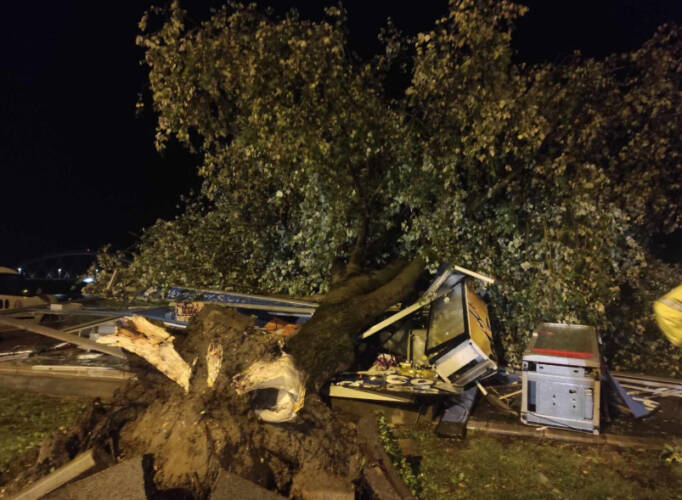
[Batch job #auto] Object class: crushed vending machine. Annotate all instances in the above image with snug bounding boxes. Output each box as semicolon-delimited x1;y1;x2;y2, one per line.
521;323;601;434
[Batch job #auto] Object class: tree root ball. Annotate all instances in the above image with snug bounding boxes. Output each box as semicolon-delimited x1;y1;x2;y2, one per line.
19;305;361;499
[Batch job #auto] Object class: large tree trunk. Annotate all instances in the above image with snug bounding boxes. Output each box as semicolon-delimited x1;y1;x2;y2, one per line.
287;256;426;392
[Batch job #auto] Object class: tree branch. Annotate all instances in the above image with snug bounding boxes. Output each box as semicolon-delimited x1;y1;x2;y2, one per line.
287;256;427;392
346;216;368;276
322;257;409;305
467;167;525;215
352;255;426;324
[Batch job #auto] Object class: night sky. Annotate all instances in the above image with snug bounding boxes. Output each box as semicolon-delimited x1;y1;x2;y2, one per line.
2;1;681;267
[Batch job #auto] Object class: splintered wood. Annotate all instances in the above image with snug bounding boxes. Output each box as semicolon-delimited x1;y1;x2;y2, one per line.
97;315;192;392
206;342;223;388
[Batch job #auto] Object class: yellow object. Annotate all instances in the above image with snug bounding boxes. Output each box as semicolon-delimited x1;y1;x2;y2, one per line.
654;284;682;347
466;286;494;357
397;363;435;379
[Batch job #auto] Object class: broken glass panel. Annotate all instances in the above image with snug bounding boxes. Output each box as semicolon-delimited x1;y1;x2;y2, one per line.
426;282;466;354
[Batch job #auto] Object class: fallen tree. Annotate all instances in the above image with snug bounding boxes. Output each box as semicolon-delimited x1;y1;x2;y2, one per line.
89;0;681;376
287;257;426;392
23;0;679;497
5;258;426;498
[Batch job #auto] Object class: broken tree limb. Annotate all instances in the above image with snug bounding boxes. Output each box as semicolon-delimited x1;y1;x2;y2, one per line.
97;316;191;392
126;315;173;345
0;317;126;359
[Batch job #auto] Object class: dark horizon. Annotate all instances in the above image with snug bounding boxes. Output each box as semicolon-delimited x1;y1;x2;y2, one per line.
2;0;681;267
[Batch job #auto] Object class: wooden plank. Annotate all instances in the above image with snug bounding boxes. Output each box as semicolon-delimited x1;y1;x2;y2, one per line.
614;376;682;391
423;268;453;295
44;457;146;500
453;265;495;284
11;450;97;500
617;384;682;399
0;352;32;362
0;317;126;359
612;371;682;387
360;288;450;339
499;389;522;400
631;397;659;409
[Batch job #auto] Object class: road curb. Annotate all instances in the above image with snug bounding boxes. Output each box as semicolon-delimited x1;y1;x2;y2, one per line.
466;418;678;449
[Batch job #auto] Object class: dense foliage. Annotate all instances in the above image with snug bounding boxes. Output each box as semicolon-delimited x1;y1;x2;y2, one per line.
89;0;681;373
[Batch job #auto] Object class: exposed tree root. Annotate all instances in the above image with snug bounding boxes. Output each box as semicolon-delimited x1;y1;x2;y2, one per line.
4;259;427;498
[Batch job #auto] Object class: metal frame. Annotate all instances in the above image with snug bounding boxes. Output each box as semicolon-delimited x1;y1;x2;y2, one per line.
521;368;600;433
520;323;602;434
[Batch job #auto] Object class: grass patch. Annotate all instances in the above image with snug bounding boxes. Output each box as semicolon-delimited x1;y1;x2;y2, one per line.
383;424;682;499
0;388;88;474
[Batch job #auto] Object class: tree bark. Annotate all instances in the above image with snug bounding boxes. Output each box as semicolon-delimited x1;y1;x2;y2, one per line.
286;256;426;392
321;257;409;305
345;216;369;277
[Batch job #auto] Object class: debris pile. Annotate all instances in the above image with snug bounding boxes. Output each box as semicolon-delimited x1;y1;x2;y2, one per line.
0;263;680;498
3;306;360;498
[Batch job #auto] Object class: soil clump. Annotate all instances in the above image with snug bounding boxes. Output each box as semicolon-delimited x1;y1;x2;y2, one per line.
4;306;360;498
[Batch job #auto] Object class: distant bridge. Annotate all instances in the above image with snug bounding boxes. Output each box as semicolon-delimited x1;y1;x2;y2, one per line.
18;252;97;281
